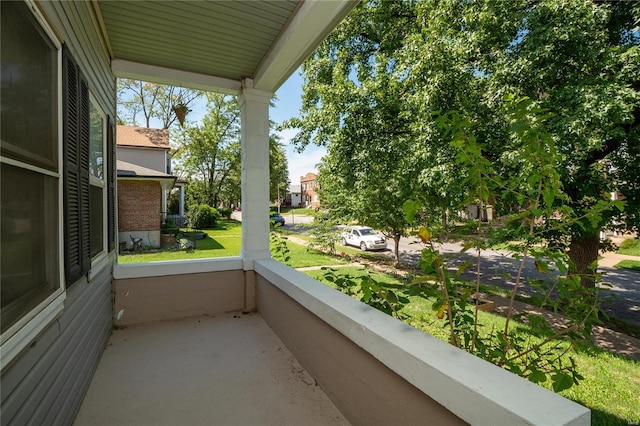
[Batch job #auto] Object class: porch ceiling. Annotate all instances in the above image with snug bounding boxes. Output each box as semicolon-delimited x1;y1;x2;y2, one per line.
95;0;358;93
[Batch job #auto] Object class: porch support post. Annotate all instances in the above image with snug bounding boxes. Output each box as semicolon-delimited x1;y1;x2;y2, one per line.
179;183;185;217
239;79;272;270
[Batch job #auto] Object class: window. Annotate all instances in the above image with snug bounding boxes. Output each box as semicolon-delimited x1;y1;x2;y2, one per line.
89;99;106;258
1;1;64;360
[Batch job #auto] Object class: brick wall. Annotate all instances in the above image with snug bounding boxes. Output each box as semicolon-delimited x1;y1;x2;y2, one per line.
118;180;162;231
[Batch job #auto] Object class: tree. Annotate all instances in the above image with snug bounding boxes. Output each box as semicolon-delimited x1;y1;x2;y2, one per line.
288;0;639;285
173;93;241;208
117;79;203;129
284;1;424;262
455;0;639;287
172;94;289;210
269;128;289;204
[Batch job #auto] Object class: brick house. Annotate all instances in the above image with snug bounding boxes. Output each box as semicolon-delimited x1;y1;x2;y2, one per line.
117;126;176;248
300;172;320;209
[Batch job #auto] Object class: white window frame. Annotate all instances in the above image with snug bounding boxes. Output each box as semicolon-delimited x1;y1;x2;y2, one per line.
0;0;65;370
88;94;108;276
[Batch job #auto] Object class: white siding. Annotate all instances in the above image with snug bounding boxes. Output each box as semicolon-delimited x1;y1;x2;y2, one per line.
117;146;168;174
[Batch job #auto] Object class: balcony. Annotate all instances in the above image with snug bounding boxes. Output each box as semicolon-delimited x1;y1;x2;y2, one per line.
74;258;589;425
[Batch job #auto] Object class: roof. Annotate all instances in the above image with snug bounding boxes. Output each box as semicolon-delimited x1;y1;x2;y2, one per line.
117;125;170;149
95;1;358;94
117;160;176;191
289;184;301;193
300;172;317;181
117;160;173;178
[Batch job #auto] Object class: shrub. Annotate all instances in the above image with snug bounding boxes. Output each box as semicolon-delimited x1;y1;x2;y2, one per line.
161;217;179;235
217;207;232;220
188;204;221;229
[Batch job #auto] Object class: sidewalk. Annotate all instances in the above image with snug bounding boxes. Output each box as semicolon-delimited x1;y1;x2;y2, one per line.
600;235;639;268
599;251;639;268
490;296;640;361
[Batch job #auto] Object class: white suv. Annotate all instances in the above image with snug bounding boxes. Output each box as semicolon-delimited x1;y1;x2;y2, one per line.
341;226;387;251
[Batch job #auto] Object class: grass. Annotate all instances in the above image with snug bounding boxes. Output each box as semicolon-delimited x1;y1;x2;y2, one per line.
617;238;640;256
118;219;242;263
277;207;316;216
303;266;640;425
276;241;349;268
614;259;640;272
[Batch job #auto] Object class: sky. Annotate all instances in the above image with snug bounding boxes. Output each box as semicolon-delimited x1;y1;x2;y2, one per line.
271;71;326;188
133;70;325;189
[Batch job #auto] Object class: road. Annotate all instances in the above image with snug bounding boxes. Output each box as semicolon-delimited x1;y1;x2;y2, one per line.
389;236;639;327
232;210;315;225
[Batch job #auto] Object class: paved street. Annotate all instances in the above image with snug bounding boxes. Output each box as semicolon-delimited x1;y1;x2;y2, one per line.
231;210;315;225
390;237;639;327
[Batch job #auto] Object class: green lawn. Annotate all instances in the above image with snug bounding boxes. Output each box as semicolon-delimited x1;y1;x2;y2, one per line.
118;220;242;263
614;259;640;272
277;207;316;216
276;240;349;268
617;238;640;256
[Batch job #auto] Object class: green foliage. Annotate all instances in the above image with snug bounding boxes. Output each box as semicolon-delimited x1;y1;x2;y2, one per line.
161;217;179;236
175;94;241;209
188;204;221;229
402;99;610;391
269;130;289;203
289;0;639;285
322;267;409;318
306;213;341;255
270;231;291;264
217;207;232;220
617;238;640;256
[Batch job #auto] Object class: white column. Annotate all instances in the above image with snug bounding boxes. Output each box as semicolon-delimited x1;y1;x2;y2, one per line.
179;183;185;217
239;80;272;269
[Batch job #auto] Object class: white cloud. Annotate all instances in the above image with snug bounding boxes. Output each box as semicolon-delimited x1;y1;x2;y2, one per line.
277;128;300;146
276;128;326;185
286;144;326;185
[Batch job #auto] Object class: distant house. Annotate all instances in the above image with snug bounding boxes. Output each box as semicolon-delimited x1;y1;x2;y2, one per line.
300;172;320;209
286;184;301;207
116;125;177;248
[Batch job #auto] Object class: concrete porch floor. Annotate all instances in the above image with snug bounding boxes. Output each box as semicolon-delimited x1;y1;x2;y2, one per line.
74;312;349;426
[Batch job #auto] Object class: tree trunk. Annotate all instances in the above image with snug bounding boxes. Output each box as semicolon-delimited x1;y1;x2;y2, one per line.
394;236;401;265
568;232;600;288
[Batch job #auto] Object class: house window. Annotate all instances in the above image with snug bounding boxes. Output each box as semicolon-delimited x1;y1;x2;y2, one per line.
89;99;106;258
1;1;65;361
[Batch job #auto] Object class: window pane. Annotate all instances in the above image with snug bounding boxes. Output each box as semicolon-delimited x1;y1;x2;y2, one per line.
90;185;104;258
0;2;58;171
1;164;59;334
90;103;104;180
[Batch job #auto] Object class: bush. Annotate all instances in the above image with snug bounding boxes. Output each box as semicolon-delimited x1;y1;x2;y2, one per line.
188;204;221;229
217;207;232;220
161;217;179;235
618;238;640;256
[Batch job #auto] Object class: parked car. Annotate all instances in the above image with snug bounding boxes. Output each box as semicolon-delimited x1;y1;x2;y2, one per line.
269;212;285;226
341;226;387;251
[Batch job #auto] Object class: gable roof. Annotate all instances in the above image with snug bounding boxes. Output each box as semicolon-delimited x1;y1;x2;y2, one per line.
117;160;176;191
117;125;170;150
